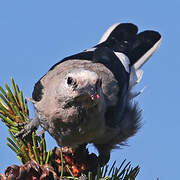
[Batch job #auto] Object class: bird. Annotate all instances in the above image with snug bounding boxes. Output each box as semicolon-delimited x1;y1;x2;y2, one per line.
16;23;162;166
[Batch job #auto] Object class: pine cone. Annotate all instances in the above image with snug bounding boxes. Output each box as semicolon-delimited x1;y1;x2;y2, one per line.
52;145;99;177
1;160;58;180
0;145;98;179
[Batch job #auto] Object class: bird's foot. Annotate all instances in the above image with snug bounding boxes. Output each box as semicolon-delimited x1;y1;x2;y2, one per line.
15;117;39;138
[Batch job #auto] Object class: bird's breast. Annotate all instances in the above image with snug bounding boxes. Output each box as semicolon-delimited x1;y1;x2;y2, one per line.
44;105;106;147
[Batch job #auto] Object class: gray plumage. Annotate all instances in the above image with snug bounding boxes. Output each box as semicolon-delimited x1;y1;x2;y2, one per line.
16;23;161;165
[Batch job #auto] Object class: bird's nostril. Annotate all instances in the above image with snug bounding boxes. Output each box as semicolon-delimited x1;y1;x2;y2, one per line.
67;77;73;85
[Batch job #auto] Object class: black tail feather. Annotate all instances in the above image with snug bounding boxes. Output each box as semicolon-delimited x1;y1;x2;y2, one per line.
129;30;161;65
98;23;161;66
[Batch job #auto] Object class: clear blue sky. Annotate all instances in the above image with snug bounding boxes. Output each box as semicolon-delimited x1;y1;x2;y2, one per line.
0;1;179;179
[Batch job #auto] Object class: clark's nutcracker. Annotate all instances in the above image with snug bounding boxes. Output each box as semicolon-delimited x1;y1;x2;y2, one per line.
16;23;161;165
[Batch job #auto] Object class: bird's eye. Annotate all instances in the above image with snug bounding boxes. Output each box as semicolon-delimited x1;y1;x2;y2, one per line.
67;77;73;85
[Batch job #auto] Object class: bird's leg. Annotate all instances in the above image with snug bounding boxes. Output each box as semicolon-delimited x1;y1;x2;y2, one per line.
15;117;40;138
15;97;40;138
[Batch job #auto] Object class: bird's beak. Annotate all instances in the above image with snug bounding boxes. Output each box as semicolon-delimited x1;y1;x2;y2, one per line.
63;89;100;109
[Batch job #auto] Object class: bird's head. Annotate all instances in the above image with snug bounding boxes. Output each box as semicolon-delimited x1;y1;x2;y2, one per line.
57;69;104;109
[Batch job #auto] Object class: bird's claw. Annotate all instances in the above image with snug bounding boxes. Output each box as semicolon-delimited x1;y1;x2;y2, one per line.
15;118;39;138
15;126;33;138
15;122;27;128
15;122;34;138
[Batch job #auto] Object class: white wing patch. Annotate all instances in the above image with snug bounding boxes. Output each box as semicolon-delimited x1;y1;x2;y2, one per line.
114;52;130;73
85;48;130;73
129;66;144;88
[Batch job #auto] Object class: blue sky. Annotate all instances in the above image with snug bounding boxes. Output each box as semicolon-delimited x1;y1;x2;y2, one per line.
0;1;179;179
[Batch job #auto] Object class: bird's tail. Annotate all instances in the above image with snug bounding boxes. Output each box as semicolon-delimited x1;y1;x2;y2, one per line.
98;23;162;88
98;23;162;67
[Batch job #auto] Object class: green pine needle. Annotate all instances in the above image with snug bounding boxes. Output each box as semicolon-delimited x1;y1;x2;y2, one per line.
0;78;54;166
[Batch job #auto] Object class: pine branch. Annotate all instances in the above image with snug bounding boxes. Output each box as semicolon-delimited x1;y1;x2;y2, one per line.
0;78;53;165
